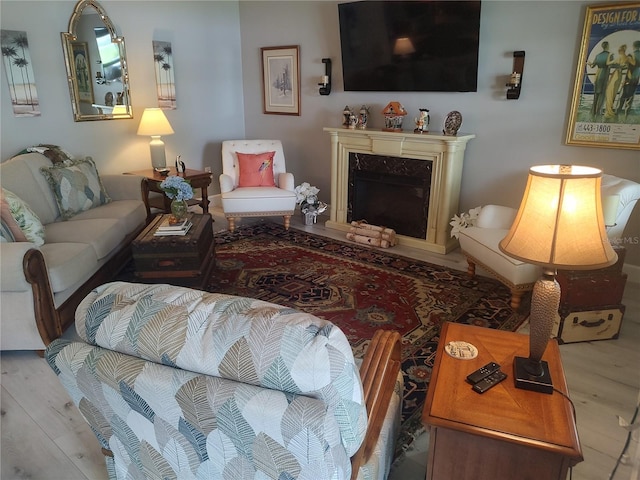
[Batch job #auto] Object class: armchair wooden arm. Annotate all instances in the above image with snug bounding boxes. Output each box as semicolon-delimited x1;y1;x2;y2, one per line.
350;330;401;479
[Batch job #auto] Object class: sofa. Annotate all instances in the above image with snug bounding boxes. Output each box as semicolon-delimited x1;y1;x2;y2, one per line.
46;281;402;480
0;149;149;350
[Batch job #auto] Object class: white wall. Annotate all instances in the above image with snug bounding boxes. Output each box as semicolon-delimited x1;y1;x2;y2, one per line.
0;0;245;175
2;1;639;265
239;1;640;265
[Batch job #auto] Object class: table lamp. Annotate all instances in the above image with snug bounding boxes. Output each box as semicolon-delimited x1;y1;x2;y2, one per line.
137;108;174;169
499;165;617;393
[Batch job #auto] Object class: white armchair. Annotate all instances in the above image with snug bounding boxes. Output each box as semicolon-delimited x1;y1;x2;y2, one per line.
220;140;297;231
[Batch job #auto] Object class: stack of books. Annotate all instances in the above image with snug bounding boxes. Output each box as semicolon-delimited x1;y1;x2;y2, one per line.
154;216;193;236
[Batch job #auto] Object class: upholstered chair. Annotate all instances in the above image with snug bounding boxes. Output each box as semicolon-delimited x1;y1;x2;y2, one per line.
220;140;297;231
46;282;402;480
457;174;640;310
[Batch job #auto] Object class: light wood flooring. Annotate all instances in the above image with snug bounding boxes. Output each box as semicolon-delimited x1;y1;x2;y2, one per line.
2;213;639;480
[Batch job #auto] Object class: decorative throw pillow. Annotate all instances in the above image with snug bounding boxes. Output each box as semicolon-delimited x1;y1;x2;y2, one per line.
18;144;74;165
40;156;111;220
236;151;276;187
0;188;45;246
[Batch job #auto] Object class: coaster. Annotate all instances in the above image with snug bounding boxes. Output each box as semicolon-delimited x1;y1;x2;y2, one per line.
444;341;478;359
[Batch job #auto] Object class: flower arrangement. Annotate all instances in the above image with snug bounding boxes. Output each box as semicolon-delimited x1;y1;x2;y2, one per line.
294;182;327;217
159;175;193;201
450;206;482;239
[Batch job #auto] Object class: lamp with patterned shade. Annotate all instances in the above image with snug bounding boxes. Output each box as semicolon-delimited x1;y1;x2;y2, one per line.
499;165;617;393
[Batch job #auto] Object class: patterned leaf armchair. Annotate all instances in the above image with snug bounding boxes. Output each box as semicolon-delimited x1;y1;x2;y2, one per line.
45;282;402;480
219;140;298;232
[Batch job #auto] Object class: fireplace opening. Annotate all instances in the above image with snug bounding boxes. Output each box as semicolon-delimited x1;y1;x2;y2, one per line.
348;153;432;239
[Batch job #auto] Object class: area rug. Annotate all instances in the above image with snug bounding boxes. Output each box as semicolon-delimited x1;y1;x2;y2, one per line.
206;221;530;457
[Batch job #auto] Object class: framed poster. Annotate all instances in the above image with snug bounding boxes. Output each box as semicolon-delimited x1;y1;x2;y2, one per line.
71;41;94;104
152;40;176;110
261;45;300;115
565;3;640;150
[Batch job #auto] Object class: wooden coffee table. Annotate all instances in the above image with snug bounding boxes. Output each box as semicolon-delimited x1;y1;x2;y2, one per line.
131;213;215;290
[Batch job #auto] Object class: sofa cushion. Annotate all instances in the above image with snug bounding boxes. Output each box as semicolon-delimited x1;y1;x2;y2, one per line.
40;242;98;293
70;199;147;233
18;144;75;164
45;218;124;260
40;157;111;220
237;151;276;187
0;152;62;224
0;188;46;246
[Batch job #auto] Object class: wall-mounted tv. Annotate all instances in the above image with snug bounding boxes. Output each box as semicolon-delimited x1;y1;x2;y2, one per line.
338;1;481;92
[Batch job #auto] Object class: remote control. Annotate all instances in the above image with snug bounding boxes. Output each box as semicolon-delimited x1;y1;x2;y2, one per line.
472;370;507;394
466;362;501;385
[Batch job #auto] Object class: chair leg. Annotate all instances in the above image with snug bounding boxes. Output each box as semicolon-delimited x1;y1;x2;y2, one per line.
283;215;291;230
466;259;476;277
510;290;524;310
227;217;235;232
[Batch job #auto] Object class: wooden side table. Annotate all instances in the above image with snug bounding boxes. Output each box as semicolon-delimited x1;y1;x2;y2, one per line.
422;322;582;480
126;167;212;214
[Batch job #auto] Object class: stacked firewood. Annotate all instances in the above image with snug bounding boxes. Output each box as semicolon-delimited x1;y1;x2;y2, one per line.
346;221;397;248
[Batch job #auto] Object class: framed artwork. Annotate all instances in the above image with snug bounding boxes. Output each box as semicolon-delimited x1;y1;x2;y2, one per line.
565;3;640;150
261;45;300;115
152;40;176;110
71;41;94;104
1;29;40;117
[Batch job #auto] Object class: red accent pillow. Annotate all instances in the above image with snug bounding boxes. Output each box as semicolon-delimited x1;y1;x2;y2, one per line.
237;151;276;187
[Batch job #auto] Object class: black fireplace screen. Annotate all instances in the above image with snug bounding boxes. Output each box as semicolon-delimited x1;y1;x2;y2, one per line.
347;153;432;239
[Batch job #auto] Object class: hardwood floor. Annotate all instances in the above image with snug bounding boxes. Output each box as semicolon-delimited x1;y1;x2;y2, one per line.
2;213;638;480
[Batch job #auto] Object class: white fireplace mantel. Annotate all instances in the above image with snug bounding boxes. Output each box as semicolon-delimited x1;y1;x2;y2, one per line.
324;127;475;254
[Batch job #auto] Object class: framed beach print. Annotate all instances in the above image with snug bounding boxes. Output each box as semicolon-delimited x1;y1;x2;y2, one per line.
71;41;94;104
565;3;640;150
261;45;300;115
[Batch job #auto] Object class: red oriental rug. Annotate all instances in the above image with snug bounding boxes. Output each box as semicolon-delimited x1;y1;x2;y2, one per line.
207;222;530;457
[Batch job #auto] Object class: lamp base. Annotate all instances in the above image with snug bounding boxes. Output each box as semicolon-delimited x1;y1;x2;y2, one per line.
513;356;553;394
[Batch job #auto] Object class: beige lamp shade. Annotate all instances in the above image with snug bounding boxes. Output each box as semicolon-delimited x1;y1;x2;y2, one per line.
136;108;174;136
499;164;617;270
393;37;416;56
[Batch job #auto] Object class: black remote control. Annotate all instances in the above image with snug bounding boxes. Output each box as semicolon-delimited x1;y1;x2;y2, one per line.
466;362;501;385
472;370;507;393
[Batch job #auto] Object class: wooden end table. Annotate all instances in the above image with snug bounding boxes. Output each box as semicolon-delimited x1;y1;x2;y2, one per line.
126;167;212;214
422;322;582;480
131;213;215;290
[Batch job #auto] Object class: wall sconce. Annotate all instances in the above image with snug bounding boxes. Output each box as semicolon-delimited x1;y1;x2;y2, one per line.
318;58;331;95
506;51;525;99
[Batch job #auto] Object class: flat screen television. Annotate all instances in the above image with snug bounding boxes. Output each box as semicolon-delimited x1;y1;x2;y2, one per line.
338;1;481;92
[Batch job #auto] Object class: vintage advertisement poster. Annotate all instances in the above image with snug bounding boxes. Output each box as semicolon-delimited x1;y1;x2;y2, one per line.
566;3;640;150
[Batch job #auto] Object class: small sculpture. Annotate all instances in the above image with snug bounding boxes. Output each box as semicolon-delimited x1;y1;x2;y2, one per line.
382;101;408;132
414;108;430;134
342;106;353;128
357;105;370;129
175;155;186;173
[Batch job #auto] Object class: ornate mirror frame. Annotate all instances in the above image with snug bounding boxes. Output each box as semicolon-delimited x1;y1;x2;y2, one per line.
61;0;132;121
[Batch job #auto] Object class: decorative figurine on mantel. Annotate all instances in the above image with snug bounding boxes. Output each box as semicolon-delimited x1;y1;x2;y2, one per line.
357;105;370;129
414;108;430;133
382;101;407;132
342;106;354;128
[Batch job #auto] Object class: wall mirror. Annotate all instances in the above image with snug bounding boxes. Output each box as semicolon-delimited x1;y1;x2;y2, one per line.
61;0;132;121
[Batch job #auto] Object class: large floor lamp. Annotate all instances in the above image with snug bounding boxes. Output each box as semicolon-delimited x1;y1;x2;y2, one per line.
499;165;617;393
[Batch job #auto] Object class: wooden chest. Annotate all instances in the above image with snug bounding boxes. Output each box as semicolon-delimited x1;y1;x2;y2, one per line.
552;306;625;344
132;213;215;288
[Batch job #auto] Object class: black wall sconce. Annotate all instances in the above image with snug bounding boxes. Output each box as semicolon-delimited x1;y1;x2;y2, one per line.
506;51;525;99
319;58;331;95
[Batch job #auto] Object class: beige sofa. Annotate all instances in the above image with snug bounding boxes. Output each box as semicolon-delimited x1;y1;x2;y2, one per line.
0;151;149;350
